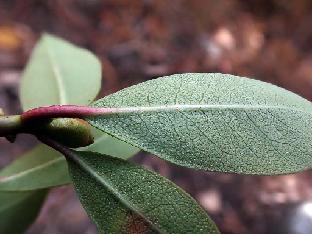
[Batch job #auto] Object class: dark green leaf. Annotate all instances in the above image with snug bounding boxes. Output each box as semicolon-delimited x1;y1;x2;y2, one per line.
0;190;47;234
68;151;219;234
87;73;312;175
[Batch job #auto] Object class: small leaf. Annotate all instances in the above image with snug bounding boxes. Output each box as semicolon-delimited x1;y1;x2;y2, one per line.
0;145;70;191
87;73;312;175
19;33;138;160
0;190;47;234
20;33;101;110
68;151;219;234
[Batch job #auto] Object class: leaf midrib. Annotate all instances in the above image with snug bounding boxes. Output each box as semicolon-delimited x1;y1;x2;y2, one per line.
0;157;66;188
91;104;312;116
44;41;67;104
72;156;163;233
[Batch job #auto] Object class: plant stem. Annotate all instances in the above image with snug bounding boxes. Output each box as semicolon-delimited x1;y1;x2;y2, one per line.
0;113;94;147
0;115;23;137
21;105;117;122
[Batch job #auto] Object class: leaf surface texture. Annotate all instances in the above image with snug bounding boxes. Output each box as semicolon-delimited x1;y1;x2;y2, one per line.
88;73;312;174
68;151;219;234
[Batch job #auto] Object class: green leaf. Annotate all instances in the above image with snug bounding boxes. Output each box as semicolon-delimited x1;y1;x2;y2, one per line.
87;73;312;175
0;138;139;191
1;34;98;234
0;190;47;234
7;33;137;193
20;33;101;110
79;128;140;159
19;32;138;167
68;151;219;234
0;145;70;191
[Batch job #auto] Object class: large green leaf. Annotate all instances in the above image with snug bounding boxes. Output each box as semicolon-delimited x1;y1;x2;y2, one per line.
0;145;70;191
87;73;312;175
20;34;101;110
0;190;47;234
68;150;219;234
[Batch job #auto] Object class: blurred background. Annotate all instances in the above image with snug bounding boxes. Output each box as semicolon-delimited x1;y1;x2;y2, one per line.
0;0;312;233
